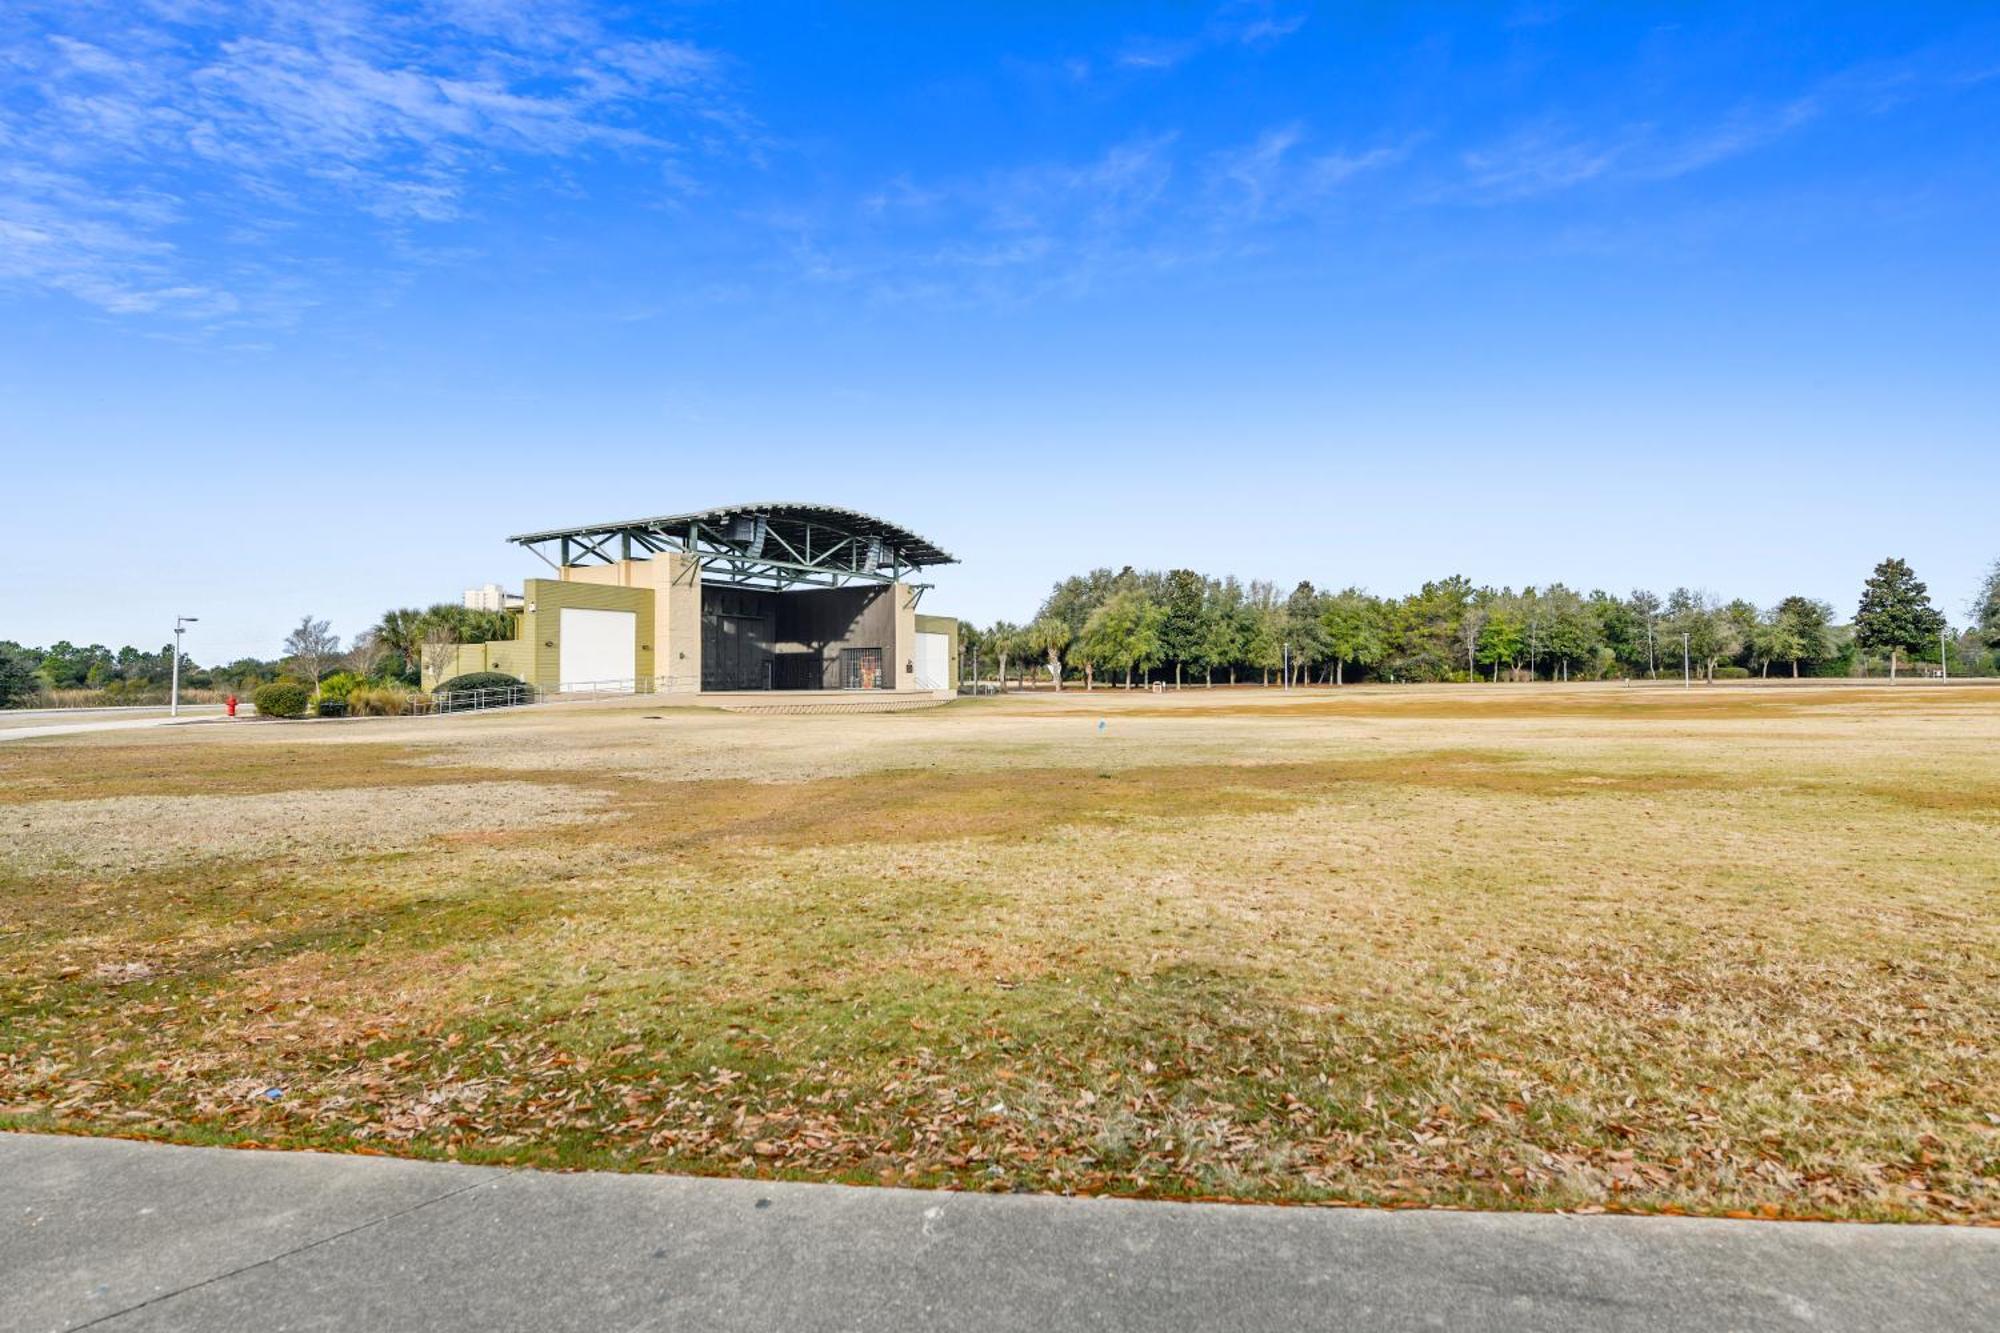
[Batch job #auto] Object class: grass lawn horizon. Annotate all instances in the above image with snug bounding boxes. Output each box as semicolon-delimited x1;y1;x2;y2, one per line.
3;682;1996;1221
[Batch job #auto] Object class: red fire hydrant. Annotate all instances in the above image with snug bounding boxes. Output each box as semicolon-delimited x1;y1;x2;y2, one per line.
226;694;238;717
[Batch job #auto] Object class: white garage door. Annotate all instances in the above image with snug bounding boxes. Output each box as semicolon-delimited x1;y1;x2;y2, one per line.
912;631;949;690
558;607;636;692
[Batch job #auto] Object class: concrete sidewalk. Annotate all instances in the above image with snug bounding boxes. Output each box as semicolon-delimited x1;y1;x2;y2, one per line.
0;714;231;743
2;1134;1992;1332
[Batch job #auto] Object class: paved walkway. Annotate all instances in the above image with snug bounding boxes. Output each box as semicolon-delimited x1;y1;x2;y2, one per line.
0;713;231;743
3;1134;1992;1332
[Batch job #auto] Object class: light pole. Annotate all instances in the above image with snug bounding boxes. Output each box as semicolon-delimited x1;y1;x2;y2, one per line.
170;616;198;717
1682;632;1691;689
1942;626;1950;683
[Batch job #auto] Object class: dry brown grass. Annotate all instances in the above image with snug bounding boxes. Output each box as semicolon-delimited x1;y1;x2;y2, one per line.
2;682;1996;1221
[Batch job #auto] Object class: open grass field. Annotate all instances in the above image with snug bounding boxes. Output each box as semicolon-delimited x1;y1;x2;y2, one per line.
3;683;1996;1222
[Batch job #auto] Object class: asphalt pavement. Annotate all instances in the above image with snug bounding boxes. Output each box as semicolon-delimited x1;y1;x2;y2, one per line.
3;1133;1993;1332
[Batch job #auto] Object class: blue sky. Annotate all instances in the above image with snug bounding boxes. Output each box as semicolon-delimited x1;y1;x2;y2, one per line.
3;1;1996;659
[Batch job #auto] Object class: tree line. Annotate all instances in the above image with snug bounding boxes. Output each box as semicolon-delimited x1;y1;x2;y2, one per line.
966;557;2000;690
9;560;1995;707
0;603;518;709
0;639;261;708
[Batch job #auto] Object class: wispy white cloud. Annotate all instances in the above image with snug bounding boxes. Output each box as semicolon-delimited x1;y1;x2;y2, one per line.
0;164;236;317
1455;95;1828;202
1449;48;1991;204
1115;37;1202;72
0;1;746;322
1114;3;1309;72
802;120;1406;307
1206;124;1410;222
1237;14;1309;48
768;135;1195;307
1460;125;1630;199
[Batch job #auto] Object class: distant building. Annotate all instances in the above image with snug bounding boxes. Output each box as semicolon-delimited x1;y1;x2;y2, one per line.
431;502;959;696
462;584;524;612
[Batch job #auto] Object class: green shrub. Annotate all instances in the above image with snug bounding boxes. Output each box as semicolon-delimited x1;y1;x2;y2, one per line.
435;671;524;697
1713;665;1751;680
252;682;310;719
0;647;36;708
314;698;349;718
348;685;413;716
317;672;365;702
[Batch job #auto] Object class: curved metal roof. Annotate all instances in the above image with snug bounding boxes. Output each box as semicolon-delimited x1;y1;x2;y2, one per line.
508;501;957;570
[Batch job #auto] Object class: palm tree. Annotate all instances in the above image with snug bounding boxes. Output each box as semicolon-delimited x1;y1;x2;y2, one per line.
1023;616;1071;691
373;608;425;682
985;620;1022;693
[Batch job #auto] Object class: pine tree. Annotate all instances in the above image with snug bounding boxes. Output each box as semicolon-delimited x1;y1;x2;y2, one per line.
1854;558;1947;680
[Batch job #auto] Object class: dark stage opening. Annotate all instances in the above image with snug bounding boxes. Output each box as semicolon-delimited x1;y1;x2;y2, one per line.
700;583;894;691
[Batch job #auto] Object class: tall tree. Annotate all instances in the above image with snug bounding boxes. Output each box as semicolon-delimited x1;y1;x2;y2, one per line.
1157;568;1207;690
372;608;425;682
1456;598;1487;683
1023;616;1072;691
1770;596;1833;677
1664;588;1731;682
1241;582;1283;684
1319;589;1386;686
1201;577;1246;685
984;620;1023;693
284;615;340;696
1748;611;1787;678
1971;559;2000;670
1282;582;1327;685
1382;576;1473;682
1081;588;1164;689
0;643;38;708
1476;601;1524;681
1543;585;1599;682
346;628;388;680
419;619;461;688
1854;557;1947;680
1628;589;1663;677
1037;569;1122;638
1723;600;1763;672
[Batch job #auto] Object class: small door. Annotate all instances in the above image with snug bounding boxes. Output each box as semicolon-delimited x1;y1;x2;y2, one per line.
912;632;949;690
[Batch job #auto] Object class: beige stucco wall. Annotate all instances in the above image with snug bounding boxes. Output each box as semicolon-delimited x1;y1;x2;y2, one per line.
892;583;919;689
557;555;699;691
655;555;701;693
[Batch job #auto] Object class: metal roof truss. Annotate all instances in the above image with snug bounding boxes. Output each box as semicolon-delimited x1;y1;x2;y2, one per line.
521;518;928;592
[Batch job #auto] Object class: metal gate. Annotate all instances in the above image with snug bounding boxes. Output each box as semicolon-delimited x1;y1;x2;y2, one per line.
839;647;885;690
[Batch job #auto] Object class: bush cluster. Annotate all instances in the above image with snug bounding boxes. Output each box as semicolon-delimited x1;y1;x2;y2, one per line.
348;685;418;716
252;682;310;719
316;672;366;702
434;671;525;697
